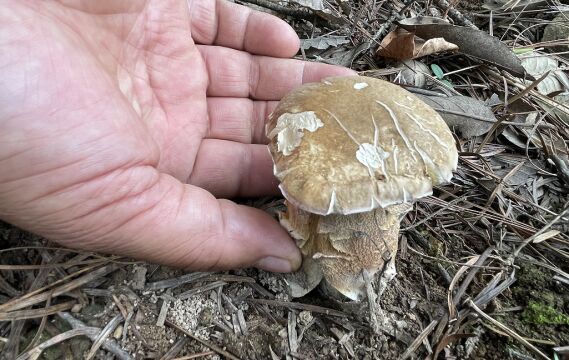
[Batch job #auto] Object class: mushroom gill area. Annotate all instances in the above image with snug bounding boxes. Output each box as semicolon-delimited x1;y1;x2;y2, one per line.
280;202;412;301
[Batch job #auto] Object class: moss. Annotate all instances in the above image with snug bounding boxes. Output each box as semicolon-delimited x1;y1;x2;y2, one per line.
522;301;569;325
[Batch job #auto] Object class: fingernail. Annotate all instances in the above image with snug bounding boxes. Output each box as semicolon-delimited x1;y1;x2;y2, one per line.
256;256;297;273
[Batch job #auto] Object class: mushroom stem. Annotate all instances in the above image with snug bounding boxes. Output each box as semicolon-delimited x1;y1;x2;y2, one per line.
280;202;412;301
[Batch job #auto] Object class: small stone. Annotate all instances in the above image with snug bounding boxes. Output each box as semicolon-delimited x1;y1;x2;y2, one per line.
113;325;123;339
131;265;147;290
298;310;313;326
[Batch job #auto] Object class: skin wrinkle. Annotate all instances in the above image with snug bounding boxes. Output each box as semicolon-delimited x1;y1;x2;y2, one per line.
46;165;162;226
55;171;175;250
60;11;123;73
206;97;278;145
187;0;218;44
2;159;158;225
211;0;221;45
252;100;267;143
4;116;151;180
210;104;251;142
203;201;232;270
200;45;251;97
96;175;174;240
131;4;206;180
204;98;278;144
236;6;251;53
157;195;226;269
248;53;262;100
237;145;252;196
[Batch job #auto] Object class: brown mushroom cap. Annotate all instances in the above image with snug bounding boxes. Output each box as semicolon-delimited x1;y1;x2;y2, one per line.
267;76;458;215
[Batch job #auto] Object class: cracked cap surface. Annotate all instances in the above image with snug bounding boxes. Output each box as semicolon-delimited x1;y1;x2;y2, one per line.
266;76;458;215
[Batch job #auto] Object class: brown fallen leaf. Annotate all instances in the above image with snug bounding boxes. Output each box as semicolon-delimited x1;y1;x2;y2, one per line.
376;28;458;60
396;16;531;79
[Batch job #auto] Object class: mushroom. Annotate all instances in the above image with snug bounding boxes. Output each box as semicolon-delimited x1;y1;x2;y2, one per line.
266;76;458;302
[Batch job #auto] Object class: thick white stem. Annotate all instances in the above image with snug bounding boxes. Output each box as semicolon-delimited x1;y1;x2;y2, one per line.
280;202;411;301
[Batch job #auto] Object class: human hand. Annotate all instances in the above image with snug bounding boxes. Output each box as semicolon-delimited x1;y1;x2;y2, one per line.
0;0;354;272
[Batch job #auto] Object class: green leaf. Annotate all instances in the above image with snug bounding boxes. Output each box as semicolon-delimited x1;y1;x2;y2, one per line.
513;47;533;54
430;64;445;79
441;79;454;89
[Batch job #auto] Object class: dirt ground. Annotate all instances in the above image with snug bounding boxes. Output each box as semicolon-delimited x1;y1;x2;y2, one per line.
1;0;569;359
1;210;568;359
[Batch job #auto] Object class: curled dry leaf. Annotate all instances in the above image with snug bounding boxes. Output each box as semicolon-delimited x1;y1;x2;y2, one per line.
300;35;350;50
396;17;530;79
550;154;569;185
415;93;500;137
376;28;458;60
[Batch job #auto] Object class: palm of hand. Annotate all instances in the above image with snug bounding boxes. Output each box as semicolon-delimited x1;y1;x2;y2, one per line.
0;0;353;271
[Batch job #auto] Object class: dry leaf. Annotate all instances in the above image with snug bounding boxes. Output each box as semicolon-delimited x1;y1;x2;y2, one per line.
415;94;499;137
390;60;432;87
300;35;350;50
377;29;415;60
316;41;369;67
520;54;569;95
551;154;569;185
491;154;543;186
532;230;561;244
376;28;458;60
483;0;547;11
542;12;569;56
289;0;345;25
397;17;529;79
536;92;569;125
290;0;324;10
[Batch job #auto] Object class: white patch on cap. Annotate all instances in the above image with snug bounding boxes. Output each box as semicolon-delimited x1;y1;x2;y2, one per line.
354;82;369;90
270;112;324;156
356;143;390;175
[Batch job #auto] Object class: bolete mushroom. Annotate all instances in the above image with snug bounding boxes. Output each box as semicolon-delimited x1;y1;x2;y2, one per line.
266;76;458;302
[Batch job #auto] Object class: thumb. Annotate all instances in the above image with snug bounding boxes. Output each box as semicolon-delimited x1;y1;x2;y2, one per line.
95;173;301;272
150;178;301;271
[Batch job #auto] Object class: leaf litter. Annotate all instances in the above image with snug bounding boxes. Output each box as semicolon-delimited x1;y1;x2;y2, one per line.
1;1;569;359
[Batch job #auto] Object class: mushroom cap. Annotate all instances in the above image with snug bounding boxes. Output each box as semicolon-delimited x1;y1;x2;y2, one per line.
267;76;458;215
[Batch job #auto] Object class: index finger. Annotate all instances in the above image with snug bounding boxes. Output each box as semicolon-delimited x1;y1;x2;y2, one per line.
189;0;300;58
